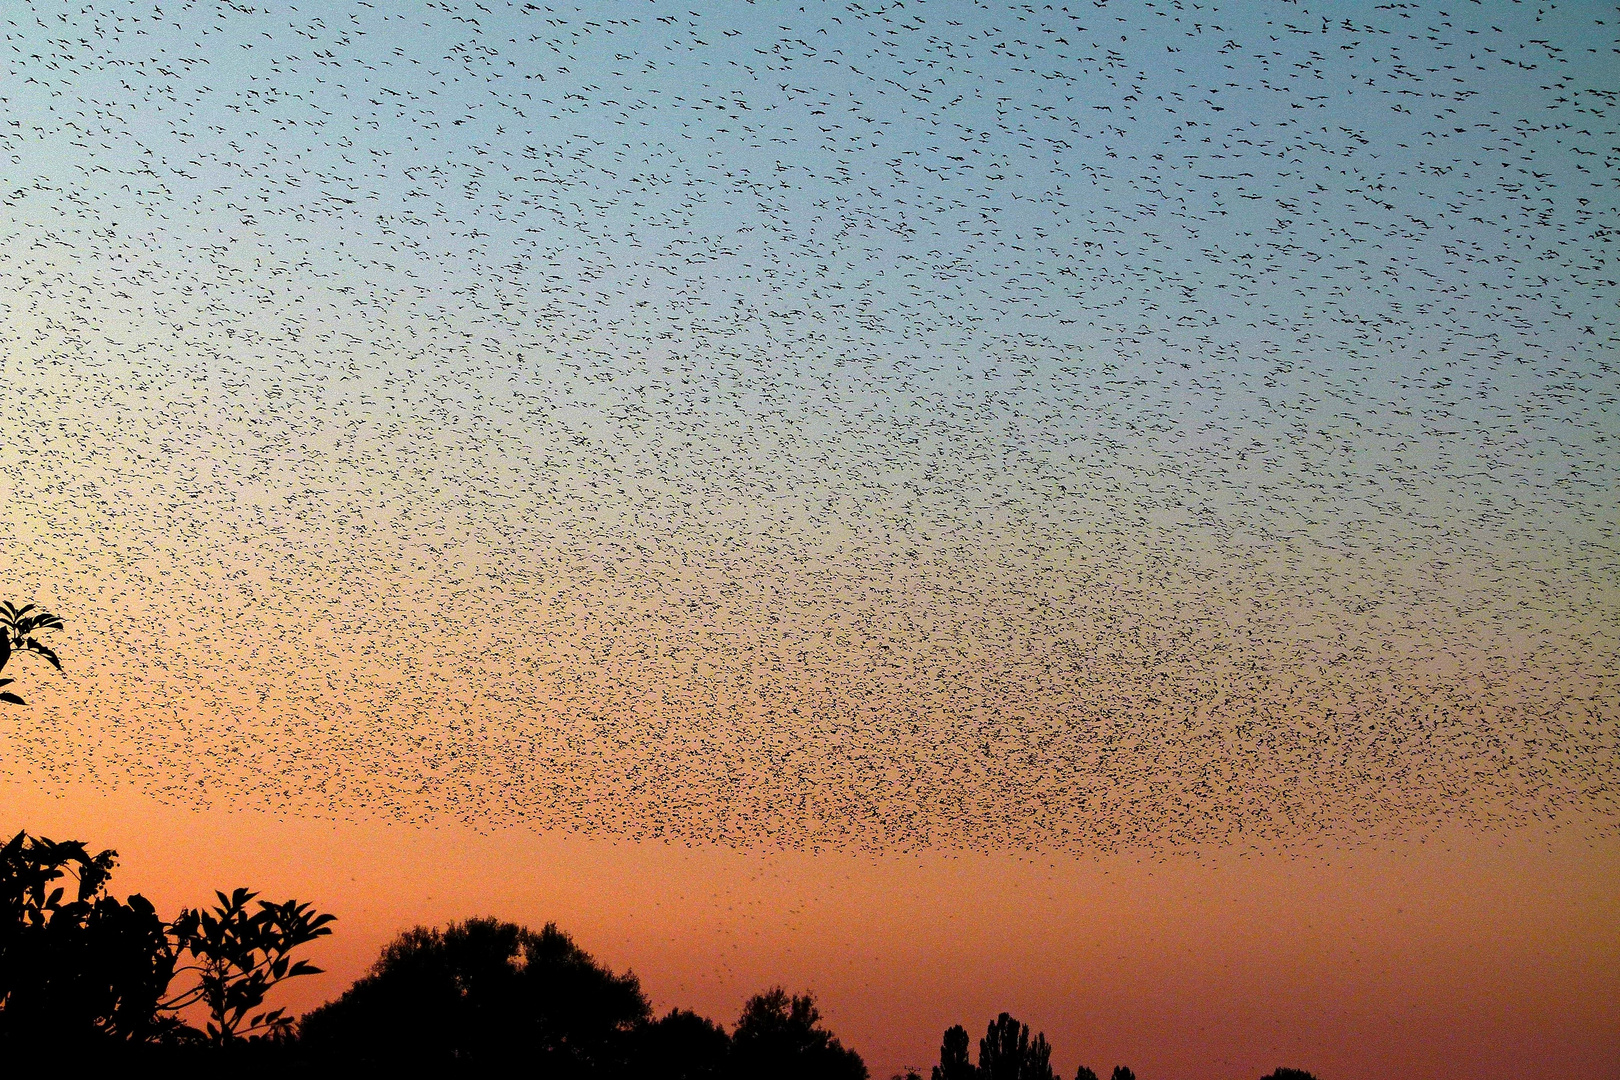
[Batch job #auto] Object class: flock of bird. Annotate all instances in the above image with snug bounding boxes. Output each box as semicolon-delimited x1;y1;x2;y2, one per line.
0;0;1614;851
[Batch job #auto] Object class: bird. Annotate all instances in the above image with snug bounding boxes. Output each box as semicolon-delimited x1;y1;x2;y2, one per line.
0;0;1612;854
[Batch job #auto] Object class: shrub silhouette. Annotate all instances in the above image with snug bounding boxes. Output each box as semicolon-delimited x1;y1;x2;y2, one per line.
1110;1067;1136;1080
1074;1067;1100;1080
1;622;330;1060
1259;1070;1319;1080
167;888;334;1044
729;987;868;1080
299;918;650;1073
0;830;331;1061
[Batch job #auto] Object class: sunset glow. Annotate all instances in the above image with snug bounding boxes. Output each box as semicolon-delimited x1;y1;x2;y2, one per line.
2;0;1616;1076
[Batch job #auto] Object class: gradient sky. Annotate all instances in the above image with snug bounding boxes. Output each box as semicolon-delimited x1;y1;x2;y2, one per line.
1;1;1617;1076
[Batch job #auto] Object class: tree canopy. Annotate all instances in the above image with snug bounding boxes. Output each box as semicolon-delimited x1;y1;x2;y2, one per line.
0;832;176;1048
634;1007;731;1080
730;986;869;1080
298;917;650;1073
931;1014;1062;1080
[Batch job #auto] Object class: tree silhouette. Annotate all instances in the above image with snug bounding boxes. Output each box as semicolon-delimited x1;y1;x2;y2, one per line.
633;1007;731;1079
0;832;178;1049
1073;1067;1099;1080
931;1014;1058;1080
932;1024;975;1080
0;602;63;706
1110;1067;1136;1080
729;987;868;1080
299;918;650;1073
1258;1070;1318;1080
978;1012;1056;1080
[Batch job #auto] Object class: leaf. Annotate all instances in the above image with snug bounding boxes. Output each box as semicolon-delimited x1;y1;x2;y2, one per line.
15;614;55;636
24;639;61;671
0;692;25;705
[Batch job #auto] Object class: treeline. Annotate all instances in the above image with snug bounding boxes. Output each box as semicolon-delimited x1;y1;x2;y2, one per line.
0;829;1318;1079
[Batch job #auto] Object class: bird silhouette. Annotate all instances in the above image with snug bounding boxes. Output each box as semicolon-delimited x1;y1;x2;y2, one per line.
0;0;1613;852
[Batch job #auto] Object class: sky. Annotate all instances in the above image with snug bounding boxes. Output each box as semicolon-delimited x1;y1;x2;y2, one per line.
1;1;1617;1076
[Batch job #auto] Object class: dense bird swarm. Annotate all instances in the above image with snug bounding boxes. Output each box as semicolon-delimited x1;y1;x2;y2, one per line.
0;0;1614;850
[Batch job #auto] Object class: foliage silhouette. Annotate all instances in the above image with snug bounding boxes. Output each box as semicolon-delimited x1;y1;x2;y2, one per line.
932;1023;975;1080
166;887;335;1044
979;1012;1056;1080
0;832;178;1048
299;917;650;1073
729;987;868;1080
0;829;332;1062
931;1014;1060;1080
0;602;63;706
4;815;1334;1078
633;1007;732;1079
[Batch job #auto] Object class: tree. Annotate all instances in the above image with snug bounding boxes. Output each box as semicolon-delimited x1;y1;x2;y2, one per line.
0;602;63;706
299;918;650;1073
932;1024;974;1080
634;1007;732;1079
729;987;868;1080
0;832;178;1049
1110;1067;1136;1080
932;1014;1057;1080
1074;1068;1099;1080
1259;1070;1318;1080
978;1012;1056;1080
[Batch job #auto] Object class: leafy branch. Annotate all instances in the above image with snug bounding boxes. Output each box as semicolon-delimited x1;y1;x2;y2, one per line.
0;602;65;706
165;887;337;1043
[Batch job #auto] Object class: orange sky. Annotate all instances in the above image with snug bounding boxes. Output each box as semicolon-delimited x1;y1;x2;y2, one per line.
3;2;1618;1076
7;777;1615;1079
